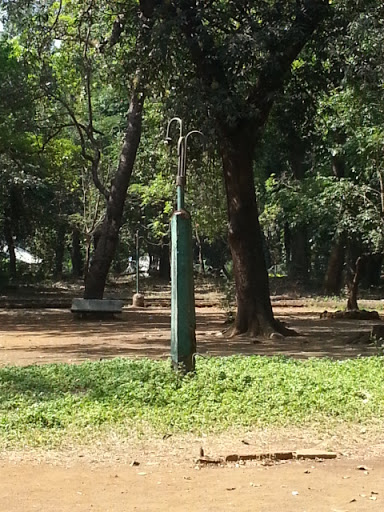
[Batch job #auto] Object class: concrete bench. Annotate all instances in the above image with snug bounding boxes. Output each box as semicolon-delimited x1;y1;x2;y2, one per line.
71;298;124;319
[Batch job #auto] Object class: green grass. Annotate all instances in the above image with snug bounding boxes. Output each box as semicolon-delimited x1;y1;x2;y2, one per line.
0;356;383;447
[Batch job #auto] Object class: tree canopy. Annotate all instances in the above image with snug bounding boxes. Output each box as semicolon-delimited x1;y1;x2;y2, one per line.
1;0;384;324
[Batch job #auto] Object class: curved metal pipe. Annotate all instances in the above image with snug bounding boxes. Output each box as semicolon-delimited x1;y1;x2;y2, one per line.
165;117;183;144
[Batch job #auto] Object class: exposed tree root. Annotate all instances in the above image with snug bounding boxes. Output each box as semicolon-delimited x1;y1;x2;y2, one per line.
320;309;380;320
225;317;298;339
274;319;298;337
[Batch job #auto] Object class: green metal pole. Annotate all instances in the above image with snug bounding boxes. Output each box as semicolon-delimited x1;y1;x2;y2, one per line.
166;119;202;374
171;203;196;373
176;185;184;210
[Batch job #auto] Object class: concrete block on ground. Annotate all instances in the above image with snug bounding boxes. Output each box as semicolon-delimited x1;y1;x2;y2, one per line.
294;450;337;460
225;451;293;462
132;293;145;307
195;456;223;465
71;298;123;315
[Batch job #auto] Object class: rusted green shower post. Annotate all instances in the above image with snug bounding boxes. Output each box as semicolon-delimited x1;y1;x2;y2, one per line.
165;118;203;373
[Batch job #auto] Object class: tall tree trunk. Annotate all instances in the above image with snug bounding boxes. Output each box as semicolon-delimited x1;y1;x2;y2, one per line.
84;88;144;299
323;236;345;295
148;251;154;275
54;224;66;278
288;141;310;281
71;228;83;277
362;253;382;288
323;155;347;295
220;124;293;337
289;228;309;281
84;234;92;278
4;208;16;278
195;225;205;275
347;256;363;311
173;0;328;338
159;238;170;281
284;222;291;269
113;240;123;274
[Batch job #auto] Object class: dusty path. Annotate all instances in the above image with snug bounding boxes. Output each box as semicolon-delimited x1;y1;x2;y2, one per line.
1;426;384;511
1;457;383;511
0;293;383;510
0;304;379;366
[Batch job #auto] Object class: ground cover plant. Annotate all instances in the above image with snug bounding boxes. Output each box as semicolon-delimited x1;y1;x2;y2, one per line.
0;356;383;448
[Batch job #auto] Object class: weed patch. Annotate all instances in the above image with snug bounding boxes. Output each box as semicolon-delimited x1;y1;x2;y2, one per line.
0;356;383;447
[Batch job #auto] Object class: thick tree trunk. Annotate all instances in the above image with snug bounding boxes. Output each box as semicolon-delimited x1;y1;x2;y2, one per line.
159;239;170;281
173;0;328;337
323;156;347;295
361;253;382;288
323;236;345;295
4;209;16;278
332;155;345;179
347;256;363;311
112;240;123;274
84;235;92;277
54;224;66;278
220;124;294;337
284;222;291;269
195;226;205;275
288;228;309;281
71;228;83;277
287;141;310;281
84;89;144;299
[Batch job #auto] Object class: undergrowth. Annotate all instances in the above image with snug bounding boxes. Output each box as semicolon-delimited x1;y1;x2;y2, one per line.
0;356;383;447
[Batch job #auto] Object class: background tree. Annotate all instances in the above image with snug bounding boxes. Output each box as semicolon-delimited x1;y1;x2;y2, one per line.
159;0;330;336
256;1;384;306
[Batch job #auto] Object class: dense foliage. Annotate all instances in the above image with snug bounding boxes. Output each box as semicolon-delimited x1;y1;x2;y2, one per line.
0;1;383;301
1;356;383;446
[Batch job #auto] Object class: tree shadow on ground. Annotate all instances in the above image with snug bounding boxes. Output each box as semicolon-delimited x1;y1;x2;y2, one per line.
0;307;380;366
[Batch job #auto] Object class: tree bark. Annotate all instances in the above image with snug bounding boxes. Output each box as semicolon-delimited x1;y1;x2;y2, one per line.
288;141;310;281
84;88;144;299
54;224;66;278
171;0;328;337
361;253;382;288
323;236;345;295
4;208;16;278
347;256;363;311
195;225;205;275
220;124;294;337
323;155;347;295
284;222;291;269
71;228;83;277
159;239;170;281
289;228;309;282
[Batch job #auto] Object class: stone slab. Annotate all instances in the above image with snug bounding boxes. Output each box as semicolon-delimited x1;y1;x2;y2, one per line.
195;457;223;465
71;298;123;313
225;451;293;462
294;450;337;460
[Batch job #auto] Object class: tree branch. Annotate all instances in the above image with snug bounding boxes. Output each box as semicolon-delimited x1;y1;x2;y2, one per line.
99;13;126;52
39;123;78;151
247;0;330;117
173;0;330;132
45;87;109;199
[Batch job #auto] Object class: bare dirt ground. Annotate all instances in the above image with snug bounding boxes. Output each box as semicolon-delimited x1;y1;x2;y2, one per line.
0;281;383;510
1;456;384;512
1;421;384;511
0;301;381;366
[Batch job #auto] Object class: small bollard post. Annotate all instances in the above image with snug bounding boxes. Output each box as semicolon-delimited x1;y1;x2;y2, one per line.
132;230;145;307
